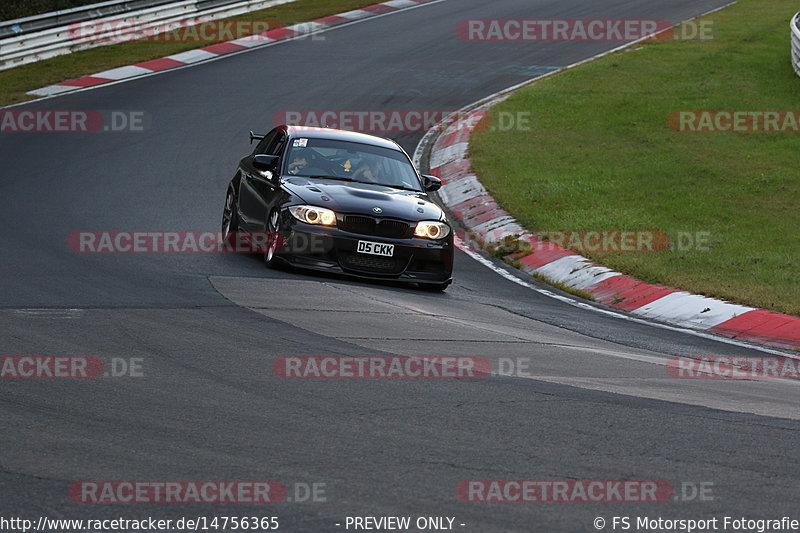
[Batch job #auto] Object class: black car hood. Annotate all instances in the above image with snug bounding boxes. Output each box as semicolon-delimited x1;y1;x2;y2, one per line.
281;177;445;222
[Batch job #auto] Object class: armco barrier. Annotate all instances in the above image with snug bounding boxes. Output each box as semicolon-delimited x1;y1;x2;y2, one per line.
792;12;800;77
0;0;175;39
0;0;296;70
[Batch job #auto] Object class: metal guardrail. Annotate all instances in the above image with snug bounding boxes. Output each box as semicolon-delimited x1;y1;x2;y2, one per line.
0;0;178;39
792;12;800;77
0;0;294;70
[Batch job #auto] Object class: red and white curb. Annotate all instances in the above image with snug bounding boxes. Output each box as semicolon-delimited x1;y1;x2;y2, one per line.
422;106;800;352
28;0;437;97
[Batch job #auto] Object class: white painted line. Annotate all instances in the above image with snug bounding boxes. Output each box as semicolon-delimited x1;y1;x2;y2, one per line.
92;65;152;80
285;21;327;34
471;216;523;235
383;0;417;7
166;49;218;64
438;175;484;206
229;34;274;47
27;84;77;96
534;255;589;283
633;292;756;330
337;9;372;20
534;255;620;291
429;142;468;168
13;308;85;318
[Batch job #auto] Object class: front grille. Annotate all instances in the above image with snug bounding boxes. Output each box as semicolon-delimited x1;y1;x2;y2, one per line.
376;219;411;238
340;215;411;239
339;251;403;274
341;215;375;235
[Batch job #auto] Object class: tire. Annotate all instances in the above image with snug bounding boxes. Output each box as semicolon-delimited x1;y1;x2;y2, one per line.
221;187;238;245
418;282;450;292
264;209;282;268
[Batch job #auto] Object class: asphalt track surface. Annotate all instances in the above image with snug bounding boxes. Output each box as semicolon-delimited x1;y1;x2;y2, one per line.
1;0;798;531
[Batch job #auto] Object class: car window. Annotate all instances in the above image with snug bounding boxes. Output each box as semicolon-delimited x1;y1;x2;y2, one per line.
283;138;422;191
266;132;287;156
254;130;278;155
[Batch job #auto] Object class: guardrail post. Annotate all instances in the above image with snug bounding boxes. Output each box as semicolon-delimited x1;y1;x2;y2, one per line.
792;12;800;77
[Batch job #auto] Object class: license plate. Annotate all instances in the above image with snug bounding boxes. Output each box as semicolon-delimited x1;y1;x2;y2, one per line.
357;240;394;257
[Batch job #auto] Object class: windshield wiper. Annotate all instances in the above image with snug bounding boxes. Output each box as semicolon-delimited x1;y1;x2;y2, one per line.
378;183;421;192
307;175;356;182
306;175;420;191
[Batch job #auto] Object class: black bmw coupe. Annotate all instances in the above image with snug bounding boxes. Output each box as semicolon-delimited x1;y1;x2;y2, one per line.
221;125;454;291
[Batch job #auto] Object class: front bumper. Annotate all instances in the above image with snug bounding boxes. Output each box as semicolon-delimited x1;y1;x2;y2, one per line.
275;216;453;285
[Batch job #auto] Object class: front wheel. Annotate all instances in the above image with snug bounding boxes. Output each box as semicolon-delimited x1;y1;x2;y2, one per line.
264;209;282;268
221;187;238;244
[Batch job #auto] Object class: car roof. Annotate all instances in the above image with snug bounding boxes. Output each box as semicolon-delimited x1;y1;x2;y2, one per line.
281;124;403;152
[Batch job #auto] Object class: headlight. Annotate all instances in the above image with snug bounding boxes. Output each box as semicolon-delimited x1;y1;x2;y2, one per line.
414;221;451;240
289;205;337;226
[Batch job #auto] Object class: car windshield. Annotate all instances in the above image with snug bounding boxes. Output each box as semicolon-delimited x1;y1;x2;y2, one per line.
283;137;423;191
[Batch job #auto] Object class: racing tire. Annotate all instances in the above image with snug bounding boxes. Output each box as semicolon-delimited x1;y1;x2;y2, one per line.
264;209;282;269
221;187;239;245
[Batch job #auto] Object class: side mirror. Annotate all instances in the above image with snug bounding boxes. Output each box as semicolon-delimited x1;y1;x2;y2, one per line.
253;154;279;172
421;174;442;192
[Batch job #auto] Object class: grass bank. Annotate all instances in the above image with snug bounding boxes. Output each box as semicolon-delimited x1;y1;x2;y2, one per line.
470;0;800;316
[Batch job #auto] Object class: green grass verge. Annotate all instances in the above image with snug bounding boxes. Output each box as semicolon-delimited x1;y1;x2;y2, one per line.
0;0;378;107
470;0;800;316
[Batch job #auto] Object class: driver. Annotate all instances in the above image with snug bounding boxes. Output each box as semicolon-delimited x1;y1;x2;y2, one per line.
353;157;383;184
287;148;312;175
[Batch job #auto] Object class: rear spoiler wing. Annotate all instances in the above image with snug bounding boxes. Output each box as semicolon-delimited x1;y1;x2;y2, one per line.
249;130;266;145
